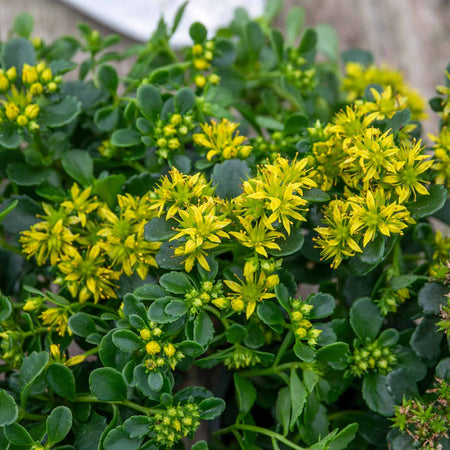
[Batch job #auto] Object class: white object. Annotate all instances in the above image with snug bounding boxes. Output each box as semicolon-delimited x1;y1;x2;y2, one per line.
60;0;265;46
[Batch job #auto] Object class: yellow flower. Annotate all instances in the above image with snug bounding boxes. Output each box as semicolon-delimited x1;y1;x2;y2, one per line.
348;189;414;247
22;63;38;85
225;271;277;319
61;184;100;227
230;217;283;257
57;245;120;303
146;340;161;355
5;102;20;120
171;201;230;272
193;119;252;161
383;140;433;203
40;307;71;336
149;168;214;218
20;218;78;266
360;86;408;120
430;127;450;187
23;297;45;312
315;200;362;268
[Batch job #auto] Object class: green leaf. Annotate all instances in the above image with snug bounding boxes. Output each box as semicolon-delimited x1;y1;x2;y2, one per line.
378;328;399;347
315;24;338;60
112;330;143;352
189;22;207;43
148;297;180;324
362;373;394;416
328;423;359;450
165;299;188;317
199;397;226;420
156;241;185;270
19;351;49;390
194;311;214;346
94;106;120;132
269;29;284;62
4;423;34;446
294;342;316;362
191;441;209;450
123;416;151;439
284;113;308;136
269;227;304;257
1;37;36;70
144;217;177;241
159;271;192;294
0;390;18;426
0;294;12;321
286;7;305;46
349;297;383;342
309;293;335;319
358;234;385;265
246;21;265;55
94;174;126;207
171;1;189;35
316;342;349;370
408;185;447;219
276;387;291;436
148;371;163;392
212;159;250;199
40;95;82;127
137;84;162;120
0;195;40;234
178;340;204;357
98;64;119;93
342;48;373;66
103;427;143;450
289;369;306;429
174;87;195;114
46;363;76;399
234;374;256;417
7;162;50;186
410;317;443;362
69;312;96;337
13;13;34;38
390;274;420;290
0;122;22;148
225;324;248;344
386;369;418;403
62;149;94;186
257;301;285;326
46;406;72;445
111;129;141;147
418;282;448;315
89;368;127;401
134;283;167;300
298;28;317;54
388;109;411;133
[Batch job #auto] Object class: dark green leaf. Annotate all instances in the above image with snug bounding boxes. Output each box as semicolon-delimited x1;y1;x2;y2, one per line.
112;330;143;352
178;340;204;357
410;317;443;362
94;174;126;207
144;217;177;242
123;416;151;439
68;312;96;337
309;293;335;319
298;28;317;54
211;159;250;199
303;189;330;202
349;297;383;342
276;387;291;436
94;106;120;132
388;109;411;133
103;427;143;450
290;369;306;429
418;282;448;315
269;227;304;257
269;29;284;62
0;390;18;426
46;406;72;445
225;324;248;344
199;397;226;420
328;423;359;450
234;374;256;417
246;21;265;55
148;371;163;392
19;351;49;389
98;64;119;93
46;363;76;399
134;283;167;300
174;87;195;114
194;311;214;346
408;185;447;219
257;301;285;326
191;441;208;450
40;95;81;127
159;271;191;294
6;162;49;186
111;129;141;147
358;234;385;265
316;342;349;370
62;150;94;186
315;24;338;60
386;369;418;403
1;37;36;70
189;22;207;43
137;84;162;120
390;274;420;290
89;368;127;401
362;373;394;416
0;122;22;149
378;328;399;347
4;423;34;446
294;342;316;362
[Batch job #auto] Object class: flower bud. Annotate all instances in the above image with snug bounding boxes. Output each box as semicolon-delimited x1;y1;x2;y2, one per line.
140;328;151;340
17;115;28;126
146;340;161;355
25;104;40;119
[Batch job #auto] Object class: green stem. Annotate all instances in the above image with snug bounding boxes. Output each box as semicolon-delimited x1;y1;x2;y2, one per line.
81;302;117;314
215;424;306;450
126;161;147;173
20;410;47;421
23;327;51;338
272;331;293;367
72;394;162;415
204;305;230;330
239;361;305;378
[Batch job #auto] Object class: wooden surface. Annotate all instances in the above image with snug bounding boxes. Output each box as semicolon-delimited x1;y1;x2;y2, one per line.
1;0;449;132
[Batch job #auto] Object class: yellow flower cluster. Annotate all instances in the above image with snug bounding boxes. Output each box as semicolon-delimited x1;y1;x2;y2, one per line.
190;41;220;88
342;62;427;120
193;118;252;161
0;62;60;129
435;70;450;124
20;184;160;305
430;126;450;188
310;101;433;268
290;299;322;345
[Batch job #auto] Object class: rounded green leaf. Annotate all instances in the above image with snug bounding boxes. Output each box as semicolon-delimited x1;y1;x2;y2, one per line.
89;368;128;401
144;217;177;242
225;324;248;344
94;106;120;132
98;64;119;93
0;390;18;426
111;129;141;147
1;37;36;70
137;84;162;120
174;87;195;114
362;373;394;416
0;294;12;321
418;282;448;315
19;351;49;389
13;13;34;38
46;406;72;445
46;363;76;399
199;397;225;420
40;95;82;127
123;416;152;439
62;150;94;186
159;271;192;294
309;293;335;319
112;330;143;352
4;423;34;446
68;312;97;337
234;374;256;417
349;297;383;342
148;371;163;392
103;427;143;450
409;185;447;219
211;159;250;199
7;162;50;186
189;22;207;43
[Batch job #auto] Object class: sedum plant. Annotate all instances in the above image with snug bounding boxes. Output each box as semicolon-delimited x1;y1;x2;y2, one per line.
0;2;449;449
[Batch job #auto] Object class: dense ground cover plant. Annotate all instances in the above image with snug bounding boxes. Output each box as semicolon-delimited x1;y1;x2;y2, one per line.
0;2;449;449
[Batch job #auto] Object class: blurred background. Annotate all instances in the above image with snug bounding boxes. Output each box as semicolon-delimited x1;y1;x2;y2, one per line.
1;0;449;133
